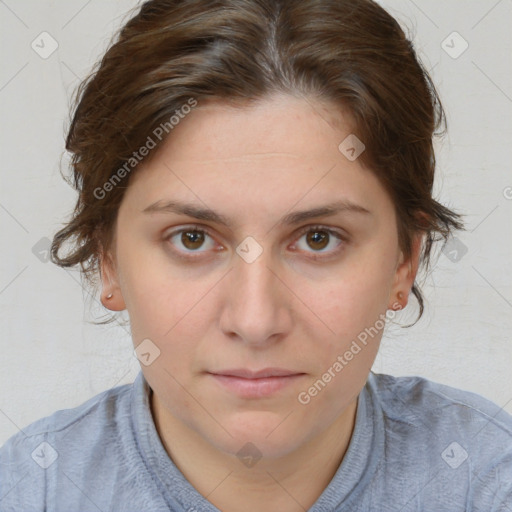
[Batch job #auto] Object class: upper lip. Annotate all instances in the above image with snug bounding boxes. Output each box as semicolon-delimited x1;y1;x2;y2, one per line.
209;368;302;379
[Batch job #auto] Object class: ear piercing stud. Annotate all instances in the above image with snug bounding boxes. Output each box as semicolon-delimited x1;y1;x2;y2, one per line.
391;291;405;311
106;293;113;300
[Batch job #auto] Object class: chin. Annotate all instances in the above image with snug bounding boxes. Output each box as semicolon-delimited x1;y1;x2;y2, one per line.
210;415;305;460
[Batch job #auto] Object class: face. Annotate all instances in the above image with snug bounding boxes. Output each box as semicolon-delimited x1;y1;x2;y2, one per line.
102;93;419;461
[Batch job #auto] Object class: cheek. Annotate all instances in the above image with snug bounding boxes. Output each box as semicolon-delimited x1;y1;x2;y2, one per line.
306;248;396;370
318;261;394;336
309;286;382;374
298;282;387;413
117;249;219;379
115;232;204;332
124;272;210;345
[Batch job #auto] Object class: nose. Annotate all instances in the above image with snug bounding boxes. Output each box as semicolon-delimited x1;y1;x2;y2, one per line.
218;247;293;347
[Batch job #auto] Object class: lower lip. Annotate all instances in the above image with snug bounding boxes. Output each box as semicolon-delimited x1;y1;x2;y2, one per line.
209;373;304;398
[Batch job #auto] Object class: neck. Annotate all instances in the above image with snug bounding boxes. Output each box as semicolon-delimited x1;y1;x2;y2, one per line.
150;391;358;512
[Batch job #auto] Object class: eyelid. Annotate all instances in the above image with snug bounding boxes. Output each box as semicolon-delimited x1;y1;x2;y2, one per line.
163;224;221;259
289;224;348;259
164;223;348;259
294;224;349;242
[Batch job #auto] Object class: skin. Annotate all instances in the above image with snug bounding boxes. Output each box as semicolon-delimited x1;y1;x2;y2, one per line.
100;92;422;512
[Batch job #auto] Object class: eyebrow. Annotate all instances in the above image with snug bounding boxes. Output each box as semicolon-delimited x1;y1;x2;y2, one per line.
142;199;372;227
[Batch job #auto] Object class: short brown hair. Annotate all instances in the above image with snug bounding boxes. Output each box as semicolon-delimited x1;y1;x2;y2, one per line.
51;0;464;325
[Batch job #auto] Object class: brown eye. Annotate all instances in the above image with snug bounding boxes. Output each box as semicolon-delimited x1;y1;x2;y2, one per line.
306;230;330;251
166;227;216;256
293;225;345;258
181;230;205;250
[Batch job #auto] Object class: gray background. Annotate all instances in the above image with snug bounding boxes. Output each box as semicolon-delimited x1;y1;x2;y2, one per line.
1;0;511;445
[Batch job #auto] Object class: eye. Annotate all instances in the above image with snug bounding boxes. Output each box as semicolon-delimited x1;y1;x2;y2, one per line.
292;225;346;258
164;224;347;261
165;225;218;257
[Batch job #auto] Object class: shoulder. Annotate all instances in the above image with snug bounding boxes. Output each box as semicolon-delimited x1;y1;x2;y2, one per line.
2;378;133;443
0;379;133;511
366;372;512;510
368;371;512;440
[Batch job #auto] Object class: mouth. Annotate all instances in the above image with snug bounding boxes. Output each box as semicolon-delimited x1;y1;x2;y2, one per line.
207;368;306;398
210;367;302;379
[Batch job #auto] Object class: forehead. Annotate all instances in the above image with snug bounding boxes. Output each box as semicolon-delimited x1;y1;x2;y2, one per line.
119;93;393;224
150;93;356;163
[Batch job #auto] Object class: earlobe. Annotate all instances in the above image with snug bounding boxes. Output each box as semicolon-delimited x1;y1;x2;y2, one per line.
387;232;424;311
100;291;126;311
99;253;126;311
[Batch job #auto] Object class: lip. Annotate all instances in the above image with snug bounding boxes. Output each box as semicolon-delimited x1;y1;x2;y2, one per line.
207;368;305;398
210;367;301;379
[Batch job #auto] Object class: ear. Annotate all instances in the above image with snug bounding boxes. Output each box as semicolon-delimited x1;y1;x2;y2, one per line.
388;231;424;311
99;250;126;311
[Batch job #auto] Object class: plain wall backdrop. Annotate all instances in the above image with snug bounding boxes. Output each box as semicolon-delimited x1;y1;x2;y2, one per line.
1;0;511;445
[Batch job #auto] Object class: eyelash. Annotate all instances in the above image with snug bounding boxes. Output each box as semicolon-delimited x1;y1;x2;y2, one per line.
164;224;348;261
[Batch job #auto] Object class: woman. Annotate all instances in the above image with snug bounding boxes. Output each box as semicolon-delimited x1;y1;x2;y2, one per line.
1;0;511;510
